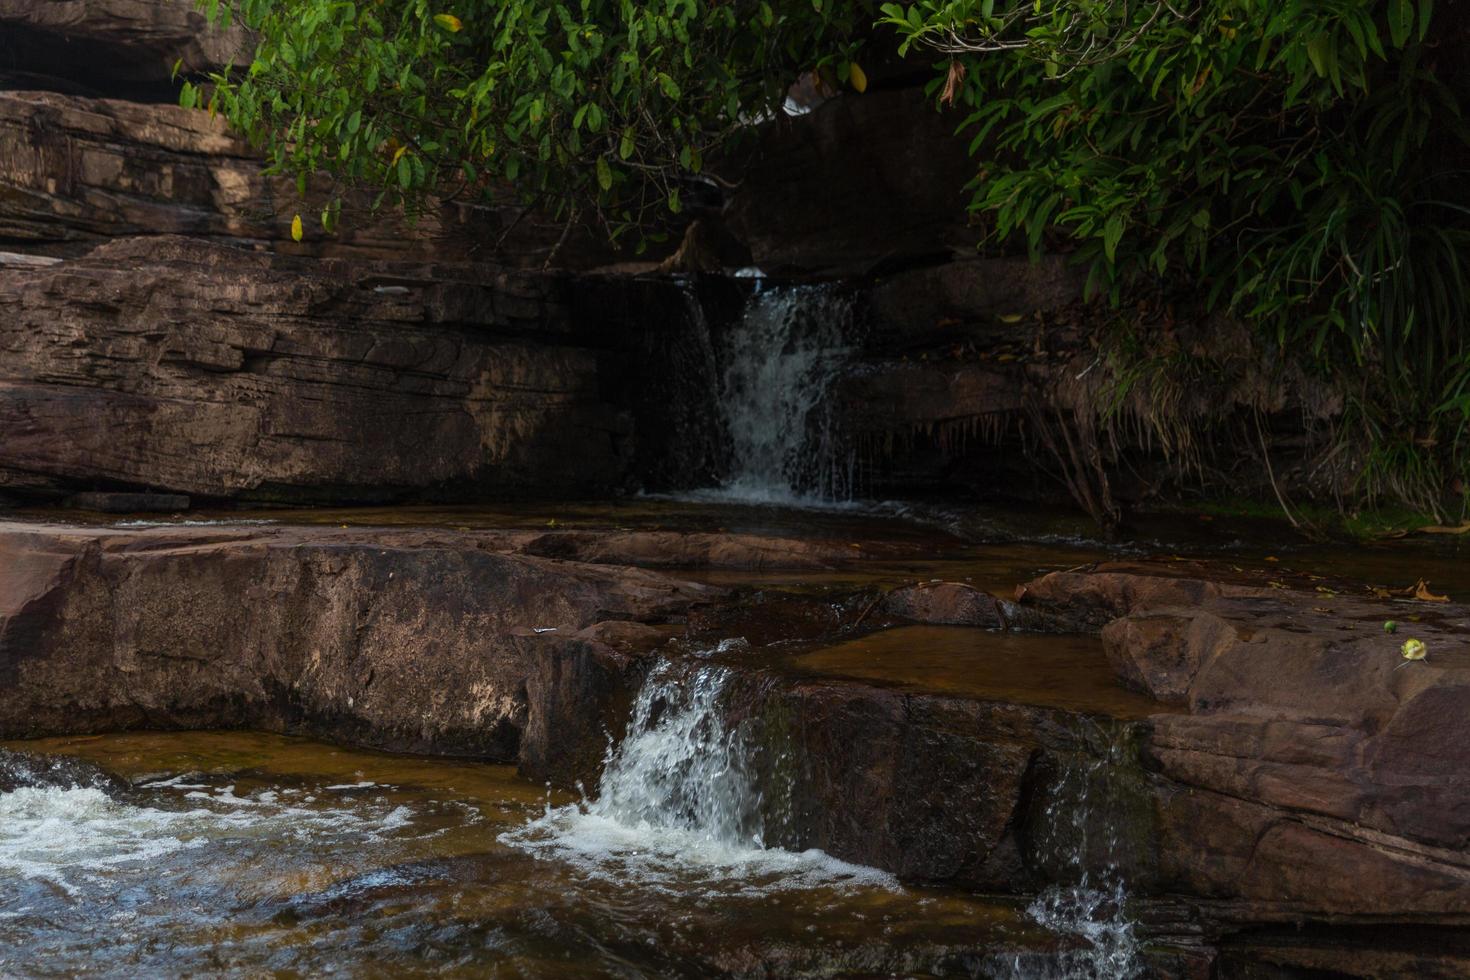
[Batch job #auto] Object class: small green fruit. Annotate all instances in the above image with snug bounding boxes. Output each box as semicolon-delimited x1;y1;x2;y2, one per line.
1383;620;1398;634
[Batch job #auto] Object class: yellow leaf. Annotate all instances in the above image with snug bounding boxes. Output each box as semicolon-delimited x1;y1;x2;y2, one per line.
433;13;462;32
849;62;867;93
1413;580;1450;603
1401;638;1427;661
391;144;408;166
1419;522;1470;535
290;213;303;243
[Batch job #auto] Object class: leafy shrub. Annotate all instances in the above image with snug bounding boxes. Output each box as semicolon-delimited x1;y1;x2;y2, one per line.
882;0;1470;518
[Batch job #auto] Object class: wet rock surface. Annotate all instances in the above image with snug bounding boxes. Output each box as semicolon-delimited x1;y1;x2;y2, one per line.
0;521;720;785
5;516;1470;973
1018;560;1470;928
0;746;127;794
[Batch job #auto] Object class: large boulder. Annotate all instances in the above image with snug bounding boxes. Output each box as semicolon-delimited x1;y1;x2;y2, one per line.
0;521;721;784
1016;561;1470;927
0;236;633;502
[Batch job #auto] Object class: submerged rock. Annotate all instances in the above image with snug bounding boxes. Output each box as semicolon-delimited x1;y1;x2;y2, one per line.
0;748;127;795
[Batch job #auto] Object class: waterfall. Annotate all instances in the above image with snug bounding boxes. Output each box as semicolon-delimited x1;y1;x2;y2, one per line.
1001;727;1146;979
501;659;893;894
689;283;858;506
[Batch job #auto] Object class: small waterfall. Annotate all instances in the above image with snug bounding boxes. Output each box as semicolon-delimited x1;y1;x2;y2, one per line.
1002;727;1146;979
702;284;859;505
501;659;893;893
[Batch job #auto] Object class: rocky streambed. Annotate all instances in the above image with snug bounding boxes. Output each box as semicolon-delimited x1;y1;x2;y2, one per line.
4;506;1469;977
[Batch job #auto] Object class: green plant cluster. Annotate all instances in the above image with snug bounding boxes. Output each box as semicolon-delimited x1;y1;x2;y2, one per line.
884;0;1468;519
190;0;867;249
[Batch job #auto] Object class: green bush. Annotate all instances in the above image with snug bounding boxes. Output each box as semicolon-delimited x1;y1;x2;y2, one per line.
190;0;868;250
881;0;1470;518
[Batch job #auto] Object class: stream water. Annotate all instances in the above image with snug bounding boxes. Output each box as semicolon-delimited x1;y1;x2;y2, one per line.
5;506;1467;976
0;732;1079;978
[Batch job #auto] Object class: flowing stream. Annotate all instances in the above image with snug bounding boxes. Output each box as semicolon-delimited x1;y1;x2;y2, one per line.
0;730;1092;977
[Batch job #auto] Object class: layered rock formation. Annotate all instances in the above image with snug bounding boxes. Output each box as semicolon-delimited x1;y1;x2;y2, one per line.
0;89;599;262
1016;561;1470;929
0;0;251;99
0;236;636;501
0;520;721;783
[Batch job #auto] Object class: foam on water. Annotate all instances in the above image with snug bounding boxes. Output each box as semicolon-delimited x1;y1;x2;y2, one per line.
502;659;895;895
0;778;438;898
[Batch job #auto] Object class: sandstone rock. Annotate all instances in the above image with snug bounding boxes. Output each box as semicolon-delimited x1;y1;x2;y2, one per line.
0;90;623;265
722;87;975;276
1016;560;1470;924
867;256;1087;344
0;521;721;786
0;0;251;99
879;581;1005;627
0;236;632;501
723;671;1141;891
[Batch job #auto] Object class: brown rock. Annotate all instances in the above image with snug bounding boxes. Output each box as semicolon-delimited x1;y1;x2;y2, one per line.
0;90;623;265
1016;559;1470;923
0;236;632;501
879;581;1005;627
0;0;251;98
867;256;1087;342
0;520;721;787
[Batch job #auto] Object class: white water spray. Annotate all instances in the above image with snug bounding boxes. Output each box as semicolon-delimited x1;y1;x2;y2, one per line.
1004;728;1146;979
502;659;893;894
694;284;858;506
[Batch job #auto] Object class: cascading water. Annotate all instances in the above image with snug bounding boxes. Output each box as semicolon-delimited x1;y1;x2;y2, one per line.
689;283;859;506
501;658;893;894
1000;726;1146;980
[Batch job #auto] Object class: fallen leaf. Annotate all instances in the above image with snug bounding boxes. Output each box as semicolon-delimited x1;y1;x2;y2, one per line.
1414;580;1450;602
1418;522;1470;536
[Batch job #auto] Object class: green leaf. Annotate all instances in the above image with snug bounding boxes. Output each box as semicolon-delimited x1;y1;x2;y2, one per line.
1388;0;1413;47
596;155;613;191
1102;213;1124;263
